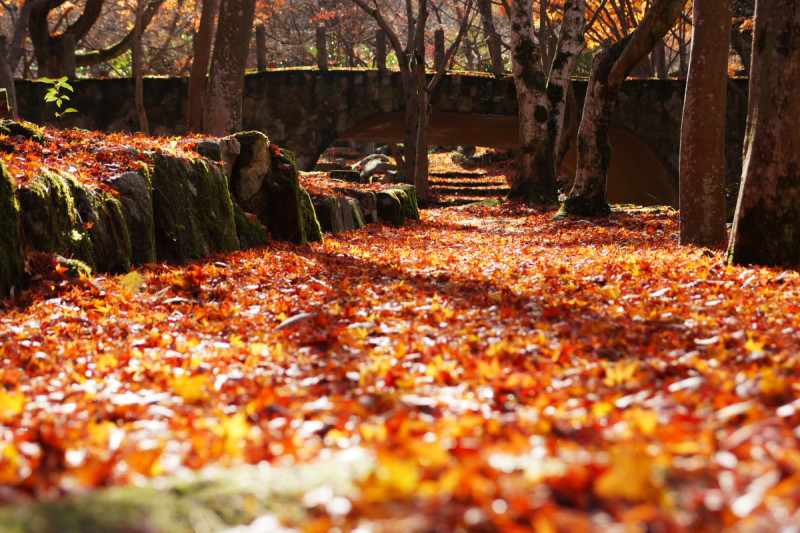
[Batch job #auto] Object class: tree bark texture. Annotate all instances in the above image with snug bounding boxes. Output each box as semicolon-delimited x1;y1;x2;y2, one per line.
679;0;731;246
187;0;219;133
203;0;257;136
728;0;800;267
507;0;556;204
562;0;689;217
508;0;584;205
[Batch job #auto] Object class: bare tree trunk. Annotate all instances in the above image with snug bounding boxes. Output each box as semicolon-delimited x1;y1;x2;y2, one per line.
132;0;149;134
679;0;731;246
561;0;689;217
477;0;503;77
203;0;256;136
187;0;219;133
728;0;800;267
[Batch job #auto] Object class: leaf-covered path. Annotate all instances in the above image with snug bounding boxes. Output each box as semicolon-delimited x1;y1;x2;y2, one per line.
2;198;800;531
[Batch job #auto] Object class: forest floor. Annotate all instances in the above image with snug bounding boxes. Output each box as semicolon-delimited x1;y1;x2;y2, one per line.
2;141;800;532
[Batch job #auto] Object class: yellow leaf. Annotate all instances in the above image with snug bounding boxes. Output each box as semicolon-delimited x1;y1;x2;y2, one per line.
120;270;144;293
171;374;207;404
0;390;25;420
594;447;659;502
625;408;658;436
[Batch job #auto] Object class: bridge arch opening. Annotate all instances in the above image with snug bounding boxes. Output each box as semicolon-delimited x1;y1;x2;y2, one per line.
561;127;678;208
339;113;677;207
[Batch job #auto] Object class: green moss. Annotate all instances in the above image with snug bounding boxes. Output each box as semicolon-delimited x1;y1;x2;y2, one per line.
0;120;45;144
149;153;240;264
385;184;420;220
534;105;549;123
114;169;156;265
299;186;323;242
233;205;269;249
0;160;22;298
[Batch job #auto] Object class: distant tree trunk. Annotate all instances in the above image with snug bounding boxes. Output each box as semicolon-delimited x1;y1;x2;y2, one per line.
187;0;219;133
132;0;149;134
561;0;689;217
0;38;16;117
679;0;731;246
477;0;503;77
507;0;584;205
203;0;257;136
350;0;473;207
728;0;800;267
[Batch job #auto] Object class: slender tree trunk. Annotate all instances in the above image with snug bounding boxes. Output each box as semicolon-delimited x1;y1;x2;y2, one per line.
203;0;257;136
413;51;430;205
477;0;503;77
187;0;219;133
728;0;800;267
561;0;689;217
679;0;731;246
132;0;149;134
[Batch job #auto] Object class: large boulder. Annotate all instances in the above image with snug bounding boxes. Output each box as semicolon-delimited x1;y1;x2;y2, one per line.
231;132;316;245
0;161;23;297
149;153;240;264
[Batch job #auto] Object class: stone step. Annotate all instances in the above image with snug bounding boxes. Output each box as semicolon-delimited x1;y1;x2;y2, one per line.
432;186;509;196
430;180;507;188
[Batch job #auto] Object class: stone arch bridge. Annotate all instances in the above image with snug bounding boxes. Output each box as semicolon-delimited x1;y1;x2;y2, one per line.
16;70;747;207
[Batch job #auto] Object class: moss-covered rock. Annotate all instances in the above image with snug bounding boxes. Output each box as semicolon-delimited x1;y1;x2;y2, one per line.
0;161;23;297
376;190;404;226
149;152;240;264
300;187;323;242
0;119;45;144
334;188;378;224
380;185;420;222
340;196;366;231
231;132;312;245
311;194;343;234
66;178;132;273
114;170;156;264
233;205;269;250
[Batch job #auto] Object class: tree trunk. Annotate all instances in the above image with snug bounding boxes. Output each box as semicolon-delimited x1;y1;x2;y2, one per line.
413;50;430;206
132;0;149;134
561;0;689;217
507;0;555;204
727;0;800;267
679;0;731;246
203;0;256;136
187;0;219;133
507;0;584;205
477;0;503;77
